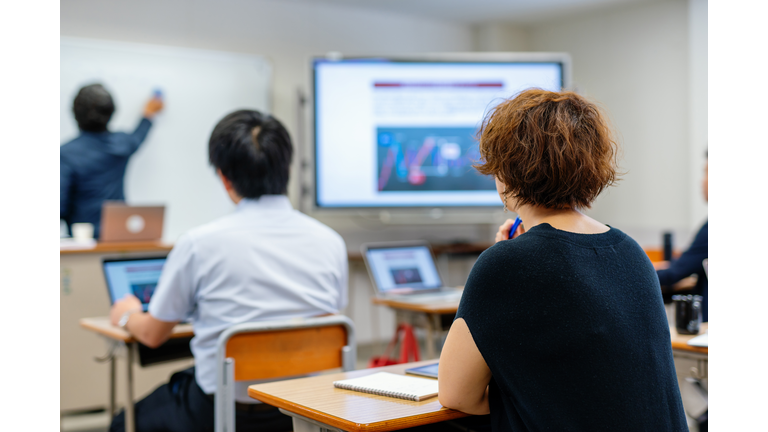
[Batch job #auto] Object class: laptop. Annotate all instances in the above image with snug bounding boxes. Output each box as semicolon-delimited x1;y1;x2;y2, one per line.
103;257;167;311
360;241;463;303
100;202;165;242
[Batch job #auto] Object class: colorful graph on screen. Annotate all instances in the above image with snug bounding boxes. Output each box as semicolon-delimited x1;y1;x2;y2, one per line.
377;127;495;192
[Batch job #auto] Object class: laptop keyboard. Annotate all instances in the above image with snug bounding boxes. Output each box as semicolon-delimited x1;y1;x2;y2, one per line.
394;291;463;303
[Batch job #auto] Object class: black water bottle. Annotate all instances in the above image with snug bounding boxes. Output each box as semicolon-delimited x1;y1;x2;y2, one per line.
663;232;673;261
672;294;703;334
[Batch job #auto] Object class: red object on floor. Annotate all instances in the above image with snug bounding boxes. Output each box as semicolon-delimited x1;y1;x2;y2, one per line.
368;323;421;367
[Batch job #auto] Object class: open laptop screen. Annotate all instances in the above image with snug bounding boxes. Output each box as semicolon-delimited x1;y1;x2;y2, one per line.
103;257;166;311
365;246;442;293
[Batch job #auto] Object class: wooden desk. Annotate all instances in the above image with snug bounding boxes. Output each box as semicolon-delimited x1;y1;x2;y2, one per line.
80;316;193;343
60;240;173;255
669;322;708;355
371;298;460;359
347;243;491;262
669;322;708;381
248;361;466;432
249;327;707;432
79;317;194;432
61;242;176;413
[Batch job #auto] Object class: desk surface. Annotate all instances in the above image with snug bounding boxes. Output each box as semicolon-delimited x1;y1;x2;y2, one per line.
371;297;460;315
80;317;194;343
248;361;467;432
61;241;174;255
347;243;492;262
669;322;708;355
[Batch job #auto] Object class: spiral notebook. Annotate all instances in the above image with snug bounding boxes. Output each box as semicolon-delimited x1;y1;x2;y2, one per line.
333;372;439;402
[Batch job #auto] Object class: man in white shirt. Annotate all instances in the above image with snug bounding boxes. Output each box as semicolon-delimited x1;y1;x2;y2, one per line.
108;110;348;432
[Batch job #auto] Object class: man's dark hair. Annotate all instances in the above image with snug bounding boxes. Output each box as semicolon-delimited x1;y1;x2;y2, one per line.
73;84;115;132
209;110;293;198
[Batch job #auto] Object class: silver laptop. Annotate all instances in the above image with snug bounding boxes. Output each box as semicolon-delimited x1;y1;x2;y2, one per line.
100;202;165;242
361;241;463;303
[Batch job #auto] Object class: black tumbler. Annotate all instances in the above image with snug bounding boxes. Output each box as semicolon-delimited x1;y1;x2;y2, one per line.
663;232;674;261
672;294;703;335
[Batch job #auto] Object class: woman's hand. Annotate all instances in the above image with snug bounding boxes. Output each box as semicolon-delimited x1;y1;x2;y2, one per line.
495;218;525;243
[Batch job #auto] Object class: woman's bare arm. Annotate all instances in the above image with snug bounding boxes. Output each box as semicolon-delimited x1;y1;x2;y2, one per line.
438;318;492;415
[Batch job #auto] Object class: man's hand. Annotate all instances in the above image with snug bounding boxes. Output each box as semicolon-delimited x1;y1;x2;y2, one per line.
495;218;525;243
143;96;164;119
110;294;143;326
653;260;671;271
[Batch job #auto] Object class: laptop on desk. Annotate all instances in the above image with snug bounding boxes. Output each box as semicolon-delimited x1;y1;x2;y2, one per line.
103;257;167;312
361;241;463;303
100;202;165;242
102;256;193;365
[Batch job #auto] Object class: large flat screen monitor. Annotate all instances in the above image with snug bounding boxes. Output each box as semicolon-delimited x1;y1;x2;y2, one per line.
313;54;570;209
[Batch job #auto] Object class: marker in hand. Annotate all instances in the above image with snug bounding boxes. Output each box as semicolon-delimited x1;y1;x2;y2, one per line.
143;89;165;119
508;216;523;239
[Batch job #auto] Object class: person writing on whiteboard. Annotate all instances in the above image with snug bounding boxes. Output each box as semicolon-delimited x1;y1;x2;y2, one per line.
60;83;164;238
108;110;348;432
437;89;687;431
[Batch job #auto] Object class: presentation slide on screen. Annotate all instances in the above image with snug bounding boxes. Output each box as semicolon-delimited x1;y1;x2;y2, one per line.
366;247;442;292
315;60;563;208
104;259;166;309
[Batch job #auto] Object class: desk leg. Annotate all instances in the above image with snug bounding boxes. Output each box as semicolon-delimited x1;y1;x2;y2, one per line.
430;313;443;355
424;313;436;359
281;409;343;432
124;343;136;432
109;355;116;417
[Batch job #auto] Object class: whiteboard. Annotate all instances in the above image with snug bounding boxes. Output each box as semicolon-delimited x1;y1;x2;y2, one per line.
60;37;272;241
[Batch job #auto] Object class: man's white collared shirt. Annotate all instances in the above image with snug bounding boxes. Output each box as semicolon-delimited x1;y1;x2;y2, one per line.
148;195;348;397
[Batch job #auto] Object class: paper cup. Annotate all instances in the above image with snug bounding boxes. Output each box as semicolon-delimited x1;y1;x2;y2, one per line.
71;223;95;240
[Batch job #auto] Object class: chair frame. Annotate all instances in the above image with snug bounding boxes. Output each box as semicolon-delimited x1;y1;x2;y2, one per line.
214;315;356;432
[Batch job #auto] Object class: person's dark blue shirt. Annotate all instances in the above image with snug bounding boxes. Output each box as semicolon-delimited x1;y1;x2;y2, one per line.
60;118;153;238
657;221;708;321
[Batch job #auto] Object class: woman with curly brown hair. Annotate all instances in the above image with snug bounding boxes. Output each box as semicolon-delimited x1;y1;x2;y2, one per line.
437;89;687;431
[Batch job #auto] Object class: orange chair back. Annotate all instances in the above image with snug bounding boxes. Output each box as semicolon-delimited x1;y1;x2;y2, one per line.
225;324;349;381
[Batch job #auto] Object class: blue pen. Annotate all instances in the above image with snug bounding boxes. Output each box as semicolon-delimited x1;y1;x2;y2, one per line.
508;216;523;239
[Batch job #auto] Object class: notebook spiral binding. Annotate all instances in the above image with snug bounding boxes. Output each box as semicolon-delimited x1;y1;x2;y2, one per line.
333;382;419;401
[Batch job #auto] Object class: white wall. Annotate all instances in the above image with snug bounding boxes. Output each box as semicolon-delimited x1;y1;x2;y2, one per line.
688;0;708;227
469;1;706;247
471;23;530;52
60;0;474;209
526;0;693;237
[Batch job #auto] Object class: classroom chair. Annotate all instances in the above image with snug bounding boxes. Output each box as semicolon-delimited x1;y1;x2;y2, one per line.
214;315;357;432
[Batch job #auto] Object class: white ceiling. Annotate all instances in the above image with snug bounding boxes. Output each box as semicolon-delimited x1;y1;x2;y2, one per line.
280;0;657;24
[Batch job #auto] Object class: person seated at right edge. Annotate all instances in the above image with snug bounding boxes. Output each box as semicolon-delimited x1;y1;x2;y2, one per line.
437;89;687;431
108;110;348;432
655;154;708;322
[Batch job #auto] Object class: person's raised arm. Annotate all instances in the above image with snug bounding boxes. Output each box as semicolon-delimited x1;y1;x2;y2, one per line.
126;95;164;154
438;318;492;415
